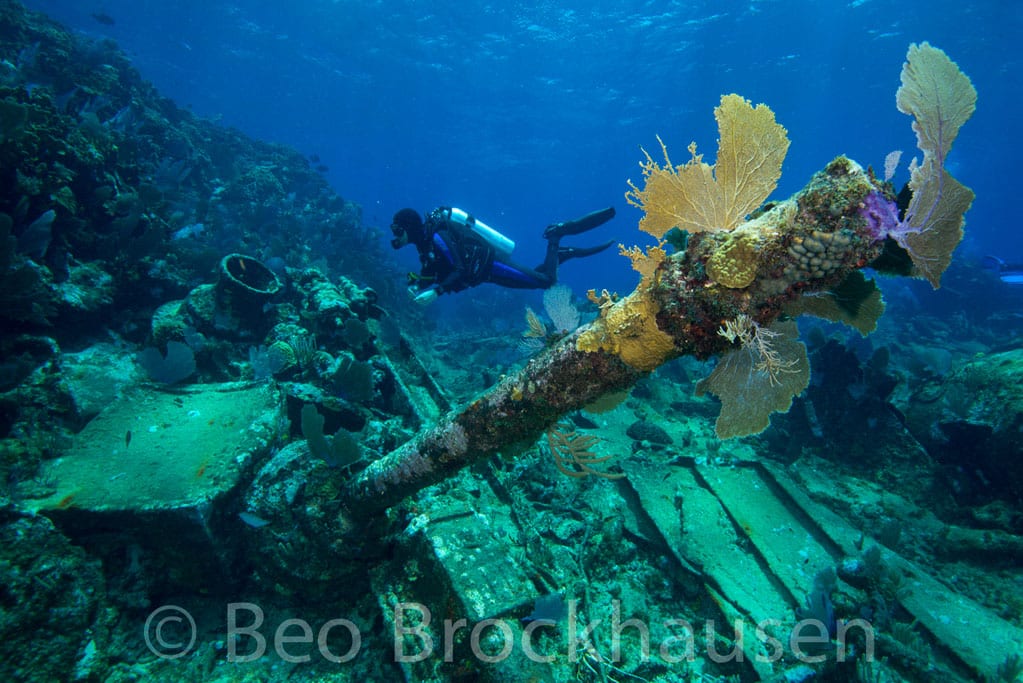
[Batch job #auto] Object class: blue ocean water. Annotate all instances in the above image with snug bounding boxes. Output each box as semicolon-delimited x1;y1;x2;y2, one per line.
23;0;1019;300
6;4;1023;680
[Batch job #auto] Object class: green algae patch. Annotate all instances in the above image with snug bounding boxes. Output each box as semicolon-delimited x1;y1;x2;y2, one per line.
33;382;284;513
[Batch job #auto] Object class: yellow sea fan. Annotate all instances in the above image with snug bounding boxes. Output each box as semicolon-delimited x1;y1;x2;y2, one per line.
619;242;667;289
626;94;790;238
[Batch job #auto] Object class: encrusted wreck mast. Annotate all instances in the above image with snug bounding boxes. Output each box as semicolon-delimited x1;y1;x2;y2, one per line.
342;43;976;517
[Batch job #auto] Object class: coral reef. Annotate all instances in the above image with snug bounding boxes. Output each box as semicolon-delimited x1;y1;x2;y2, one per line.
0;514;106;682
0;7;418;677
895;348;1023;506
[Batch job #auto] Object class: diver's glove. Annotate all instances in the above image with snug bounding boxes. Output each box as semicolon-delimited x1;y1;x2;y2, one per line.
412;286;439;306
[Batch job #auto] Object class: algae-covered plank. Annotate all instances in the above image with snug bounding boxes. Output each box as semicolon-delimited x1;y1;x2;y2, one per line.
624;460;795;629
697;465;838;604
33;382;283;512
877;544;1023;681
763;462;1023;681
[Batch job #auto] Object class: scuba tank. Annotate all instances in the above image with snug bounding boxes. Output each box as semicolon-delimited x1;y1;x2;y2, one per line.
446;207;515;256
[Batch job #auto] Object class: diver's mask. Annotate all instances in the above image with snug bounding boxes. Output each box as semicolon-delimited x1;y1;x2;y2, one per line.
390;222;408;249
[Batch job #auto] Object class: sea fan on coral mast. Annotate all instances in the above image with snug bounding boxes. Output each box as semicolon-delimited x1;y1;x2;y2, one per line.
625;94;790;238
696;318;810;439
882;42;976;288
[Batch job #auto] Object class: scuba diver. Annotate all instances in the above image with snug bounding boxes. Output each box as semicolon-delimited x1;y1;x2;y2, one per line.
390;205;616;304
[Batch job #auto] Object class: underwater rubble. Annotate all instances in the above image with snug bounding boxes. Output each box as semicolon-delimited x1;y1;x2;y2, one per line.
0;2;1021;683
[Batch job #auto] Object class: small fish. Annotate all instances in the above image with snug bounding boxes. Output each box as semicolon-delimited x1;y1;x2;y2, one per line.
238;511;270;528
125;430;132;448
91;12;115;26
522;593;568;625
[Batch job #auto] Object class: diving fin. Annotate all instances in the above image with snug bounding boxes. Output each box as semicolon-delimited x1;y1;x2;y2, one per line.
558;240;615;263
544;206;616;239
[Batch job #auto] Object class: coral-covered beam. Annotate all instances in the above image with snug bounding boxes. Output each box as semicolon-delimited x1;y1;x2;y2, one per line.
342;156;883;515
343;330;642;513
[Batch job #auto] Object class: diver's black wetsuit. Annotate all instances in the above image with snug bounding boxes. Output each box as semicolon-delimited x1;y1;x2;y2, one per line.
409;206;614;296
